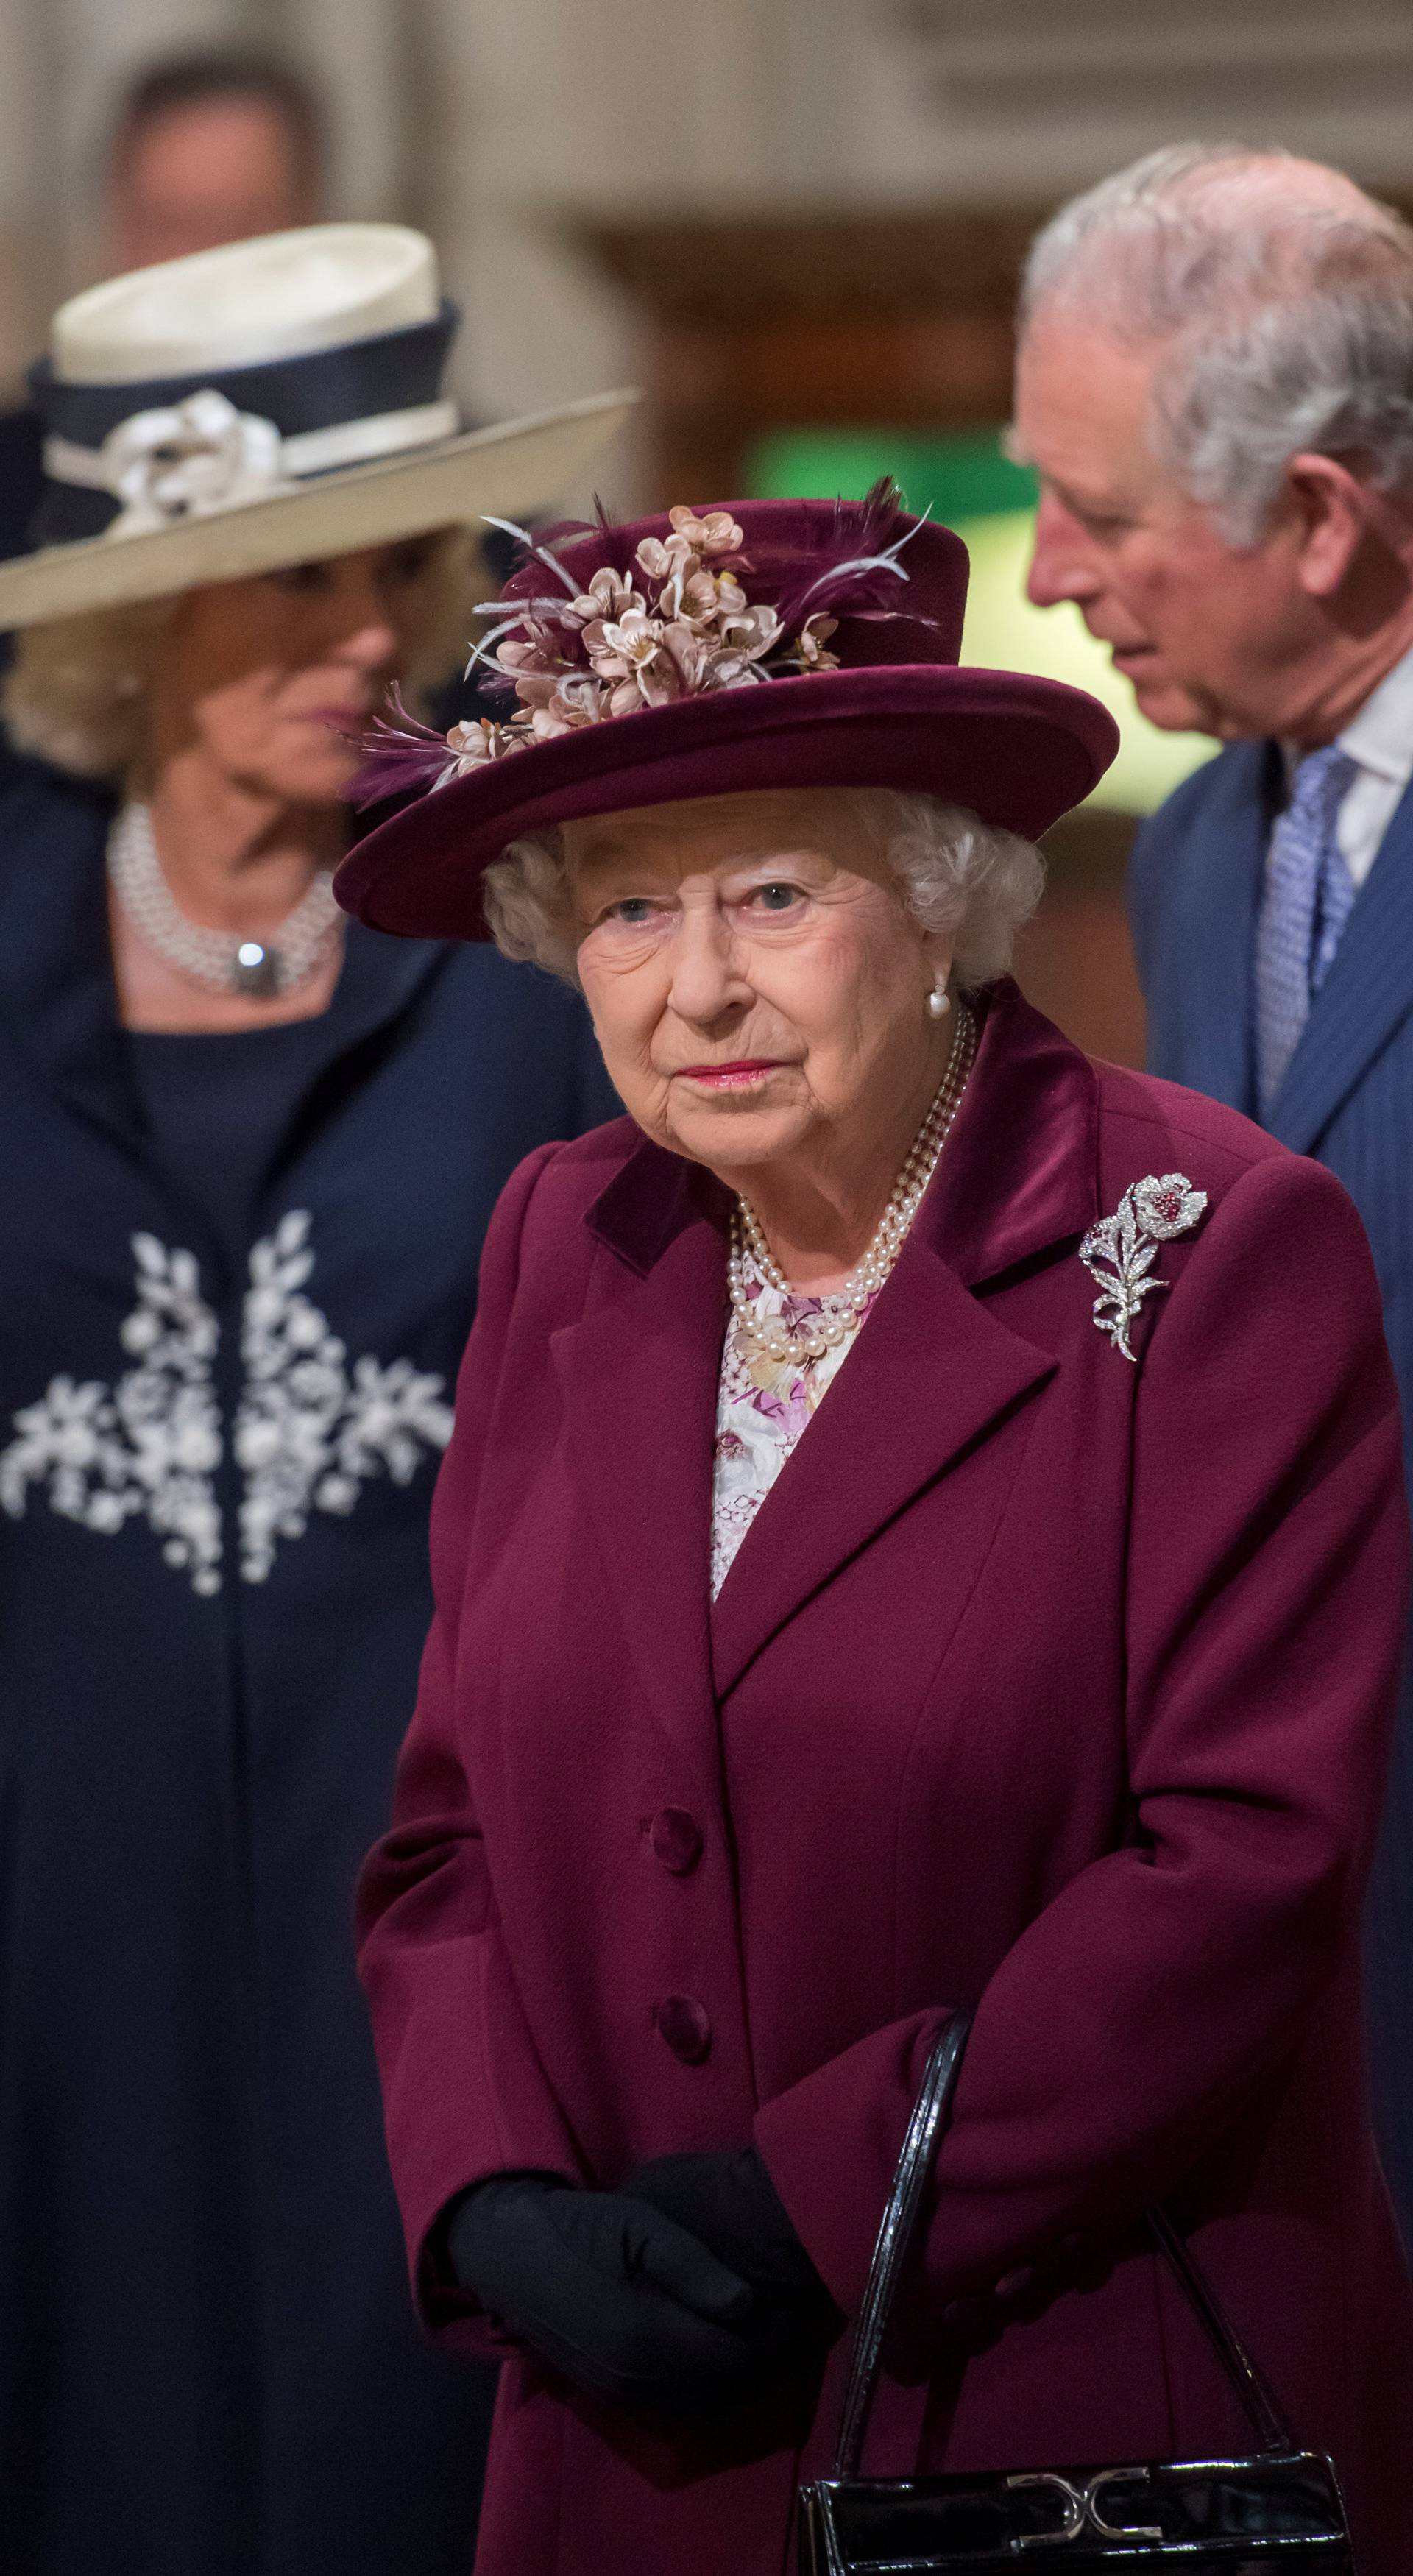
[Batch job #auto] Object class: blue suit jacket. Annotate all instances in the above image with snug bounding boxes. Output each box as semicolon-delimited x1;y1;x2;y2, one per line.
1131;743;1413;2248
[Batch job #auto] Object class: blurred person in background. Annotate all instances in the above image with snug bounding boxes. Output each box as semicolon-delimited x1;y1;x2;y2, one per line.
104;44;322;272
0;44;325;566
0;222;623;2576
1013;144;1413;2256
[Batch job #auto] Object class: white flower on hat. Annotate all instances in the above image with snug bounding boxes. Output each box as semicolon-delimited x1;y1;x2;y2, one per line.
104;389;291;536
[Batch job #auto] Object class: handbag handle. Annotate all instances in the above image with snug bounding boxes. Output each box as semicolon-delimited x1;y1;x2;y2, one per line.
829;2014;1295;2482
832;2014;971;2479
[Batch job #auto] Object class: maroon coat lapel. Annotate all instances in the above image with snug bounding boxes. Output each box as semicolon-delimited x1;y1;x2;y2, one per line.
552;1148;729;1775
710;986;1102;1693
709;1245;1058;1696
559;985;1102;1725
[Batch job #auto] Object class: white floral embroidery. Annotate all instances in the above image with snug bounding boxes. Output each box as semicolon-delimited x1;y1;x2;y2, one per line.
0;1214;453;1593
0;1233;223;1590
235;1211;453;1583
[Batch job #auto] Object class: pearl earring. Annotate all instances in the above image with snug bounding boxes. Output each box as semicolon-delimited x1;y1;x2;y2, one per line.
927;982;952;1020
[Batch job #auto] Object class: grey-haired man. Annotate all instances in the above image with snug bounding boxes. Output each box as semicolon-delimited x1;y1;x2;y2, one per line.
1013;144;1413;2251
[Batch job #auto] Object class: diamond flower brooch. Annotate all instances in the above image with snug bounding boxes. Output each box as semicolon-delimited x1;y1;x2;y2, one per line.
1080;1172;1208;1362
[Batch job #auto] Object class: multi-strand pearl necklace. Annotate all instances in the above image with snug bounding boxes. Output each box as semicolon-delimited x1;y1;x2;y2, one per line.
728;999;977;1368
107;802;344;999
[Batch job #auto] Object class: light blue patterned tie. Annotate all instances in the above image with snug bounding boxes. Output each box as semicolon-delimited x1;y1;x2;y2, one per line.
1254;743;1359;1117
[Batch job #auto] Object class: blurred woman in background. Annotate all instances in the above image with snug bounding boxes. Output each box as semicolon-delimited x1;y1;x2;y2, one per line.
0;224;624;2576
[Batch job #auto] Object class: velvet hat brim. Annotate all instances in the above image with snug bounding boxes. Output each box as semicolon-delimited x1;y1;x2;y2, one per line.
335;660;1119;942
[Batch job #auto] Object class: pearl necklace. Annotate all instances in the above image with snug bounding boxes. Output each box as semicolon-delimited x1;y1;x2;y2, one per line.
729;999;977;1367
107;801;344;999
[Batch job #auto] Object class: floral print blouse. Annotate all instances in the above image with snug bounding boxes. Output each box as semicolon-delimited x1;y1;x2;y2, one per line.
710;1249;878;1599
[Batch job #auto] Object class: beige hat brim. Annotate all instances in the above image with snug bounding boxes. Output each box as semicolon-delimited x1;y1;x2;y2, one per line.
0;387;638;630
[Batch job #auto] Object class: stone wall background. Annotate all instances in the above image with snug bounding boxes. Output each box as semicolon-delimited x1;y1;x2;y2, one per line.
5;0;1413;511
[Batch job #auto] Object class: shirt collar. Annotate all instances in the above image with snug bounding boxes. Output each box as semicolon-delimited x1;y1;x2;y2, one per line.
1336;637;1413;785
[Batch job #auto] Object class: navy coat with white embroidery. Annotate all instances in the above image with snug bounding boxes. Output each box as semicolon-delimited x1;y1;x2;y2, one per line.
0;761;619;2576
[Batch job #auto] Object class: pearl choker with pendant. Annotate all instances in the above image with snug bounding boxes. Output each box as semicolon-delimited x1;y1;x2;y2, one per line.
107;800;343;999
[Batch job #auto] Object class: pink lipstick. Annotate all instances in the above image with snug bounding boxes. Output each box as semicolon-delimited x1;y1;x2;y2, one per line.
676;1060;782;1090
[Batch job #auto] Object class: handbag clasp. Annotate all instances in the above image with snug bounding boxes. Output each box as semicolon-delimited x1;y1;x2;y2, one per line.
1007;2468;1164;2547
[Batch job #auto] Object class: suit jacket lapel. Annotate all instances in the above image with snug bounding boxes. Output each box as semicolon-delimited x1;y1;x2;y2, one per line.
1268;772;1413;1153
1161;741;1273;1116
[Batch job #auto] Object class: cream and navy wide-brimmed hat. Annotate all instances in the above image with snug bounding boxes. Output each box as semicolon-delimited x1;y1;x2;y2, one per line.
0;222;635;630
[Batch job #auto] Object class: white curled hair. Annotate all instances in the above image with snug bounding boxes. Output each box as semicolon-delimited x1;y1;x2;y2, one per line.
1020;143;1413;545
2;526;479;785
481;789;1044;993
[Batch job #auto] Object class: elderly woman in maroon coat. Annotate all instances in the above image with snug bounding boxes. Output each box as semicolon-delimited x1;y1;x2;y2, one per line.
339;492;1413;2575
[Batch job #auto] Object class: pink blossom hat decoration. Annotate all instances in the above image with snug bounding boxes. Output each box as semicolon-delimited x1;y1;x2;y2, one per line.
335;484;1120;944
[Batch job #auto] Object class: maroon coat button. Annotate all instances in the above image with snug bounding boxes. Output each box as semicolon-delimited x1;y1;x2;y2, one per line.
654;1995;712;2064
648;1808;703;1875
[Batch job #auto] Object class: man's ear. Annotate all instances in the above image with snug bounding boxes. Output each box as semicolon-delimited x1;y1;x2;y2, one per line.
1284;453;1376;598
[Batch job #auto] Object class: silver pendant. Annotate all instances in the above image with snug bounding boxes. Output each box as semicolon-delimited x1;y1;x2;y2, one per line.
1079;1172;1208;1362
233;939;281;997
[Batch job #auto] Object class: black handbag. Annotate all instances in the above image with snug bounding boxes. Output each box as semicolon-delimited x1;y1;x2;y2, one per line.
798;2015;1357;2572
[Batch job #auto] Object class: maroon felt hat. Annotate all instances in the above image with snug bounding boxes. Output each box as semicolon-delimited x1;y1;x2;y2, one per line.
334;492;1119;941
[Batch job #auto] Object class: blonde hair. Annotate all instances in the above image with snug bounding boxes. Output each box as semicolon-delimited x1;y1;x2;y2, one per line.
3;525;480;784
481;789;1044;993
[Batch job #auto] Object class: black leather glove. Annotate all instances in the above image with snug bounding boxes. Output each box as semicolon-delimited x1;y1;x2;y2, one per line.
443;2173;772;2416
622;2146;843;2336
